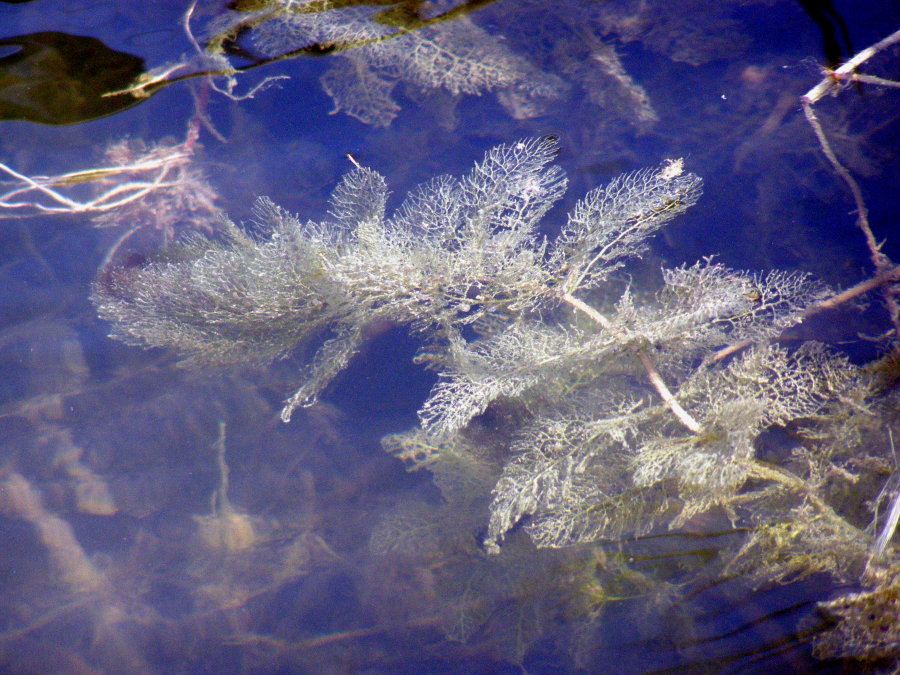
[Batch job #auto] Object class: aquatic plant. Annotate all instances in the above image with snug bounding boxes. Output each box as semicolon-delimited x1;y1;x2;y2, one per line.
93;136;889;586
247;0;535;126
2;0;897;668
94;138;698;419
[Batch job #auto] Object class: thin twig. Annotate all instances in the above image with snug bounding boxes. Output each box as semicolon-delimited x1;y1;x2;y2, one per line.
801;28;900;105
800;27;900;336
710;264;900;363
801;102;885;270
0;146;191;217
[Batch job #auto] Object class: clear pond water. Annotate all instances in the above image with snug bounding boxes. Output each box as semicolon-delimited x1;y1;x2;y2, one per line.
0;1;899;673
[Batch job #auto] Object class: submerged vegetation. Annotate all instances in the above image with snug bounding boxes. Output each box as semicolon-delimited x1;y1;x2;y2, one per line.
95;130;900;664
1;0;900;671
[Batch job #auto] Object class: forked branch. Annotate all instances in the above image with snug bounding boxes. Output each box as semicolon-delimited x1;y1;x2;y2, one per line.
561;291;703;434
801;27;900;336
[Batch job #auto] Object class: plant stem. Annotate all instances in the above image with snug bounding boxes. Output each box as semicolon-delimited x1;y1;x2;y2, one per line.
561;292;703;434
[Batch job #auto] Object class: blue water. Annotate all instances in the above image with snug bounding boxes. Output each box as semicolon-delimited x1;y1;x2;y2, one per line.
0;1;898;673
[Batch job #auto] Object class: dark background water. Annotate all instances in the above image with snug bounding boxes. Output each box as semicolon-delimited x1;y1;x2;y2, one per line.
0;1;898;673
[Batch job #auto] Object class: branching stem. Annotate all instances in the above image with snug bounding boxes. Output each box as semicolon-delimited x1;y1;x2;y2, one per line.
801;27;900;336
561;292;703;434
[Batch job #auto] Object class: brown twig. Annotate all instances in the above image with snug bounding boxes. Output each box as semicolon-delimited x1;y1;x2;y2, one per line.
715;29;900;365
709;264;900;363
801;28;900;105
800;27;900;336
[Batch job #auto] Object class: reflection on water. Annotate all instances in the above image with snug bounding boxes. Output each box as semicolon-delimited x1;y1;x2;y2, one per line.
1;1;899;673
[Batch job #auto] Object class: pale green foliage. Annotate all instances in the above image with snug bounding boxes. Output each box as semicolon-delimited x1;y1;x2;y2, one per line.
809;566;900;661
550;159;702;293
485;399;647;552
653;264;829;349
637;344;860;516
249;0;534;126
418;321;617;436
319;57;401;126
96;137;575;421
373;430;498;558
96;137;878;602
724;502;870;586
98;137;699;424
95;209;344;368
480;343;860;552
382;427;498;505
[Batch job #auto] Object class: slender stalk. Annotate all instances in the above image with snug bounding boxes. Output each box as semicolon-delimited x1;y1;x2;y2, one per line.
801;102;884;269
561;292;703;434
801;27;900;105
709;265;900;363
801;27;900;336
